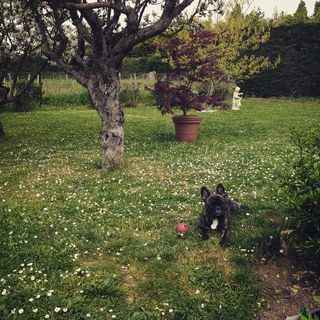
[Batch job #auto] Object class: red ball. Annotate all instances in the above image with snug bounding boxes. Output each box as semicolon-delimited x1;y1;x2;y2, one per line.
176;223;189;234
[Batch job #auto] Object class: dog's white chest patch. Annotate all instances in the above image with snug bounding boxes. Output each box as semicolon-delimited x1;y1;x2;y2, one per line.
211;219;219;230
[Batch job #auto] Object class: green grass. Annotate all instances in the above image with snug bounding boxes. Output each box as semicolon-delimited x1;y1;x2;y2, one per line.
0;98;320;319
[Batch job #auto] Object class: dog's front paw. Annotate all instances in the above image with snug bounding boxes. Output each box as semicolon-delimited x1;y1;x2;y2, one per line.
220;238;229;247
201;233;209;240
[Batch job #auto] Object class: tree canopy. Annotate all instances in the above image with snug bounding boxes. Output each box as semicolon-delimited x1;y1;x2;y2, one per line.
213;3;278;84
313;1;320;22
293;0;309;23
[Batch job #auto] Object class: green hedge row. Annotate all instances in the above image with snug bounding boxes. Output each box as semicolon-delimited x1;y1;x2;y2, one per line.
242;23;320;97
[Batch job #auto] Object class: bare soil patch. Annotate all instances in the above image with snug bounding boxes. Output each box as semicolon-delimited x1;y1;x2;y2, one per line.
256;256;320;320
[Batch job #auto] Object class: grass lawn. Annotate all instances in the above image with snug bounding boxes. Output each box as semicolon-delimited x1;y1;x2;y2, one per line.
0;98;319;319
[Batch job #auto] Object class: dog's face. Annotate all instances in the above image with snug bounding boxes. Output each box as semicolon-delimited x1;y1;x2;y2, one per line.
199;183;238;245
201;184;227;223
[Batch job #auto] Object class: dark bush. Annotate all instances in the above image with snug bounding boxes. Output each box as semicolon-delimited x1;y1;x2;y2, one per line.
281;128;320;268
242;23;320;97
14;82;42;112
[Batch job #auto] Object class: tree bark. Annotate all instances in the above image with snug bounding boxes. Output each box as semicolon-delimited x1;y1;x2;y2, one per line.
87;69;124;169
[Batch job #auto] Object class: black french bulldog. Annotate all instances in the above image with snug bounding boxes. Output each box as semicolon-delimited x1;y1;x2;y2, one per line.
198;183;239;246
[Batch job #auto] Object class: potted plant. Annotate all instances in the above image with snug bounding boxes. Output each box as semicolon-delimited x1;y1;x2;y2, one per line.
154;28;230;142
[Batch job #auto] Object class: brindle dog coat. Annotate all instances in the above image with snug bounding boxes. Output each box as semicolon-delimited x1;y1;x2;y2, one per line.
199;184;239;246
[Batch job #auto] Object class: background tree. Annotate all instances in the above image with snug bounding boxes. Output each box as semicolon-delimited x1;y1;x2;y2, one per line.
227;2;243;19
0;1;46;138
271;9;293;27
121;39;168;77
313;1;320;22
293;0;309;24
25;0;223;170
213;3;278;85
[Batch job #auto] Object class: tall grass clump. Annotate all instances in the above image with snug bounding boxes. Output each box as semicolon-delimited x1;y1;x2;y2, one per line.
120;80;155;108
42;92;92;108
281;128;320;268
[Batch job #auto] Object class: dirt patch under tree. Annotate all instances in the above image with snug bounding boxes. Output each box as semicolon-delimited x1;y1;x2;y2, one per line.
256;255;319;320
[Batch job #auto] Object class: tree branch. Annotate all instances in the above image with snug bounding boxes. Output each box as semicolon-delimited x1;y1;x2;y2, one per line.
65;1;131;15
78;8;104;57
51;8;69;58
0;61;47;106
69;9;94;46
54;58;88;87
112;0;195;55
137;0;150;25
28;3;89;87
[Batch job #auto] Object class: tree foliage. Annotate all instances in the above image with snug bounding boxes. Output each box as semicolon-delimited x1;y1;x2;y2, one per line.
281;128;320;268
212;4;279;84
313;1;320;22
0;0;45;106
293;0;309;24
153;29;229;116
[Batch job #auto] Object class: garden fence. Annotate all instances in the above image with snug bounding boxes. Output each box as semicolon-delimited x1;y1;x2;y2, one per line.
4;72;159;96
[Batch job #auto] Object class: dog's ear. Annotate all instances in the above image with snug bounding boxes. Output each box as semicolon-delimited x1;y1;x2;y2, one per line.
201;187;210;201
216;184;226;196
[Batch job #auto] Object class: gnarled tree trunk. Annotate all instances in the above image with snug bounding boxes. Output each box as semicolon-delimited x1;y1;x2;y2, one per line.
87;69;124;169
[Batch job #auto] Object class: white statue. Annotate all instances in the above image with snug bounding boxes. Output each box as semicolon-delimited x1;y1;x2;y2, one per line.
232;86;243;110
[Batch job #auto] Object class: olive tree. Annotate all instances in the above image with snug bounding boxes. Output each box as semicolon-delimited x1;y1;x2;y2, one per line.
0;0;46;139
0;1;45;100
24;0;223;169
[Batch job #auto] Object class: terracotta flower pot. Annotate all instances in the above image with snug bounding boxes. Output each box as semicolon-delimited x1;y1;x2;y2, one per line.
172;115;202;142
